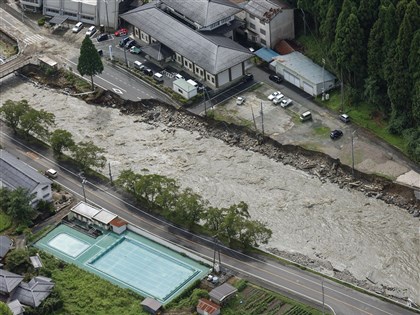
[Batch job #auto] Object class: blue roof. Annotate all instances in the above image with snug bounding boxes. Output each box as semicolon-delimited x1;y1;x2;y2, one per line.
255;47;280;62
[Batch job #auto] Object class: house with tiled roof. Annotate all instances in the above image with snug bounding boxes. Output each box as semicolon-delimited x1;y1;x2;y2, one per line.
197;298;221;315
11;276;55;308
0;150;52;206
0;270;24;296
243;0;294;48
0;236;13;262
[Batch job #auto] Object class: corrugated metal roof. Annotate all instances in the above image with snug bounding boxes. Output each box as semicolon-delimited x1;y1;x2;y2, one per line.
0;150;52;193
71;201;101;219
273;51;336;85
244;0;288;20
209;283;237;302
141;297;162;311
93;210;117;224
161;0;241;28
121;5;252;74
254;47;279;62
174;78;196;91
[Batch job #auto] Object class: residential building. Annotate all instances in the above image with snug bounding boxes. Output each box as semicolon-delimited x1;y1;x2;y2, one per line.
121;3;253;90
11;276;55;308
243;0;294;48
42;0;132;29
0;236;13;262
0;270;24;297
0;150;53;206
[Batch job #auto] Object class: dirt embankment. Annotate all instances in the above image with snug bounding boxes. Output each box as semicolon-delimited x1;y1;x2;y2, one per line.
14;66;420;303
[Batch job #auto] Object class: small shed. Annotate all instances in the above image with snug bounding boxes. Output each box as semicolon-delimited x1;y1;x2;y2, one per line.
38;56;58;70
209;283;237;305
141;297;162;315
110;217;128;234
197;298;221;315
7;299;24;315
173;78;197;100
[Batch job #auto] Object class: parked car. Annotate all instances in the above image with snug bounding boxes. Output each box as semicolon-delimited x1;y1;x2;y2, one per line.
280;98;293;108
125;39;136;49
340;114;350;123
86;26;97;37
236;96;245;105
114;28;128;37
242;73;253;82
330;129;343;140
272;94;285;104
97;49;103;57
269;74;283;83
143;68;153;76
174;73;184;80
129;46;141;54
72;22;83;33
300;111;312;121
119;37;130;47
134;61;144;71
97;33;109;42
268;91;282;101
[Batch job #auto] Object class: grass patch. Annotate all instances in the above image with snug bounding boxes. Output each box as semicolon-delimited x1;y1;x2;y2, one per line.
208;108;253;128
0;211;12;232
312;126;330;136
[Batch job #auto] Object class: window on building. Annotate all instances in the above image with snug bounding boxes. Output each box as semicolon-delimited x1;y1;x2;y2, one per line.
260;28;266;35
81;15;94;21
249;23;256;30
43;193;50;199
42;185;49;190
63;11;77;17
47;8;59;14
211;77;215;83
261;39;266;45
178;88;183;93
200;69;203;76
249;14;255;20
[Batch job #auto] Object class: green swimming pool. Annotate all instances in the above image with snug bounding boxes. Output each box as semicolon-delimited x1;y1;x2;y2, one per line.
35;224;210;303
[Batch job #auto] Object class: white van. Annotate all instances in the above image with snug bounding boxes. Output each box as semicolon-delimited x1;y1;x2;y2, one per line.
86;26;97;37
134;61;144;70
153;72;164;83
186;79;198;88
300;111;312;121
45;169;58;179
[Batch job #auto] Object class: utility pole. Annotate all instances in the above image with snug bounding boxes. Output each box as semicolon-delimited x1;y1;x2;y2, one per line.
260;101;265;137
351;131;356;178
340;68;344;113
322;278;325;315
212;236;221;273
108;162;113;185
322;58;325;101
123;46;128;67
81;178;87;202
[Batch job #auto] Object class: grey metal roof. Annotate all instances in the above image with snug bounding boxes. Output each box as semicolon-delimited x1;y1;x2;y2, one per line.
141;297;162;311
244;0;289;21
0;269;24;294
161;0;241;28
0;236;13;260
121;5;252;74
141;43;173;61
0;150;52;193
7;300;24;315
12;277;54;307
209;283;237;302
273;51;336;85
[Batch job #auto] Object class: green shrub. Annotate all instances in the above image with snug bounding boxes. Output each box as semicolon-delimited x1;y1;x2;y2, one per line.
235;279;248;292
37;17;46;26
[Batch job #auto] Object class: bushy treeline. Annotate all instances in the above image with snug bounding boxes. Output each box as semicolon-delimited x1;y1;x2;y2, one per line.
116;170;272;249
294;0;419;161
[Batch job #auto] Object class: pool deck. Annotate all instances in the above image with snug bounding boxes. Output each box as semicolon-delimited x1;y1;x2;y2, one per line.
35;224;210;303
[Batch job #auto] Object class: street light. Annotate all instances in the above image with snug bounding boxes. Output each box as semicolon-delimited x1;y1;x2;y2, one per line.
322;58;325;101
80;176;87;202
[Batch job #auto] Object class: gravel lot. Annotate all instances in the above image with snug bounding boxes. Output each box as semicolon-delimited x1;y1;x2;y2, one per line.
1;77;419;304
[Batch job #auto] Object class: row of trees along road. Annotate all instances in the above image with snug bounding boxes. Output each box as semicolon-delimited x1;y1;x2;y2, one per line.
0;99;107;172
116;169;272;249
294;0;419;162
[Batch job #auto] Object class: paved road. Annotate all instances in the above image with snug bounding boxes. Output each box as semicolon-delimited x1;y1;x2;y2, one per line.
0;125;417;315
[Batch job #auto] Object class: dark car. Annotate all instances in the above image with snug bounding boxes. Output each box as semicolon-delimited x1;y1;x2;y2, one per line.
97;49;103;57
242;73;254;82
119;37;130;47
330;129;343;140
269;74;283;83
143;68;153;76
125;39;136;49
97;33;109;42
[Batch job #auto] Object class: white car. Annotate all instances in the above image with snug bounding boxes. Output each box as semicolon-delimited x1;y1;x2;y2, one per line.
174;73;184;80
272;94;285;104
267;91;281;101
236;96;245;105
86;26;97;37
280;98;293;108
72;22;83;33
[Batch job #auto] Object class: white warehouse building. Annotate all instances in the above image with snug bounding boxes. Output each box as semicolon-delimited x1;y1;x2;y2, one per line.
271;51;336;96
42;0;129;29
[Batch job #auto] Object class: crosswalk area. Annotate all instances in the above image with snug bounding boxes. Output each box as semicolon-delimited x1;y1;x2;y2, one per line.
23;34;45;45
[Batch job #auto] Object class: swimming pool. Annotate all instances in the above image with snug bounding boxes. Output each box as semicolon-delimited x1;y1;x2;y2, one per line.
35;224;209;303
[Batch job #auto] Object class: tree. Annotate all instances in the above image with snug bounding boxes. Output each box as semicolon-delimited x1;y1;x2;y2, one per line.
0;99;30;133
71;141;106;172
50;129;75;156
204;206;224;232
5;248;30;274
0;302;13;315
171;188;205;228
20;108;55;140
3;188;35;224
237;219;273;249
78;36;104;91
